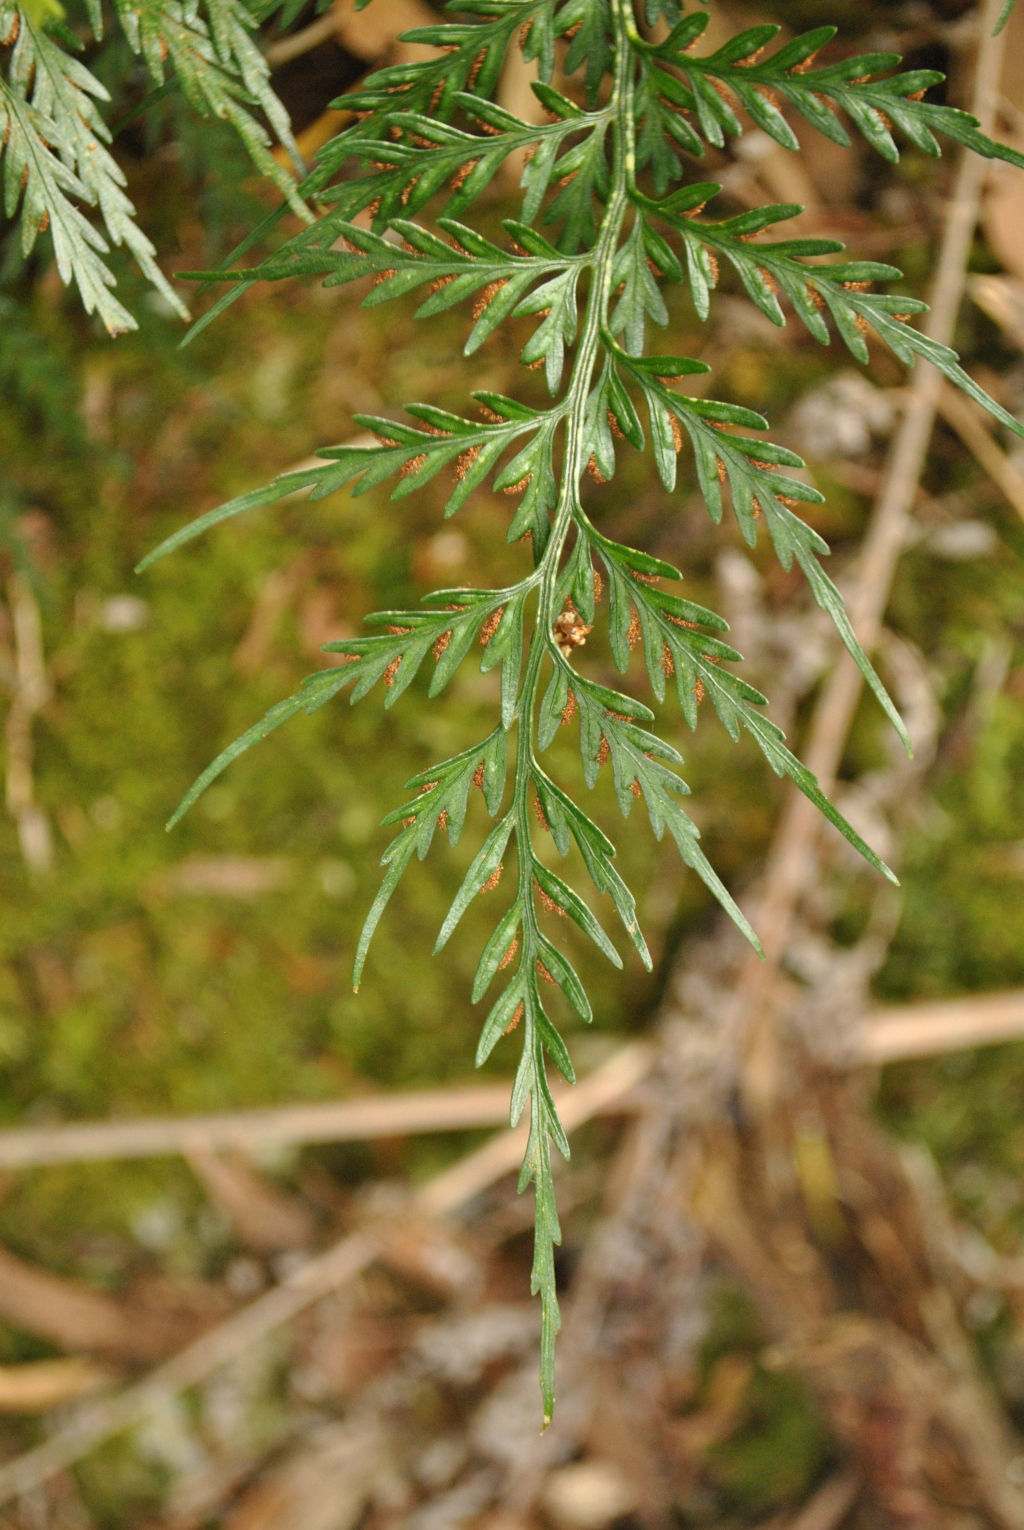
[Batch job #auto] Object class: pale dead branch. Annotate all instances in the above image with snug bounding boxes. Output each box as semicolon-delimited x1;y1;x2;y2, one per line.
936;379;1024;524
3;573;53;875
185;1147;317;1254
784;1472;859;1530
0;1244;194;1363
0;1082;534;1169
3;991;1024;1172
862;988;1024;1063
0;1358;115;1415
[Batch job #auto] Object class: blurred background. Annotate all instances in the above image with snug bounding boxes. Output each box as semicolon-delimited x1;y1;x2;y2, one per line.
4;0;1024;1523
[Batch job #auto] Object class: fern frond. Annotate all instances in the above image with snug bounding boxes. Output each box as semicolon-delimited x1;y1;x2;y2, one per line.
0;0;306;329
140;0;1024;1421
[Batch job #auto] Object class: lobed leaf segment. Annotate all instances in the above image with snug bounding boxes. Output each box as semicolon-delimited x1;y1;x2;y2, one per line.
0;0;306;333
143;0;1024;1419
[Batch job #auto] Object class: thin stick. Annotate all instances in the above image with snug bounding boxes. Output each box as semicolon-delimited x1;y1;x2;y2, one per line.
937;381;1024;525
862;989;1024;1063
0;1085;519;1170
786;1474;860;1530
266;9;341;67
6;988;1024;1171
0;1043;651;1506
733;0;1009;1040
0;1049;650;1171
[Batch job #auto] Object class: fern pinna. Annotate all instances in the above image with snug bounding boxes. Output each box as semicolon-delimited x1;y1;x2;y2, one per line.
139;1;1024;1418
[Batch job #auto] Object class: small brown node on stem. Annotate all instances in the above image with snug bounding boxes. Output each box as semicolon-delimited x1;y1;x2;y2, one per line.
504;1000;525;1034
498;937;519;970
479;607;504;645
383;657;402;687
536;960;556;985
553;604;592;657
561;690;578;726
481;864;503;893
432;630;452;660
